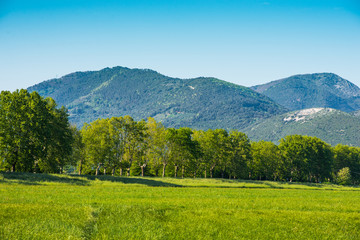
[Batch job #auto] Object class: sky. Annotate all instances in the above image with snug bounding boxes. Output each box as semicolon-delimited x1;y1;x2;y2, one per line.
1;0;360;91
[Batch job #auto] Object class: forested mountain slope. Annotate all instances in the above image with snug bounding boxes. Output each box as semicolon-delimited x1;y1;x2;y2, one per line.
28;66;286;129
251;73;360;112
242;108;360;146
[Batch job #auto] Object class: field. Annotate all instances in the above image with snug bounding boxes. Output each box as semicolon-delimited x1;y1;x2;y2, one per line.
1;173;360;239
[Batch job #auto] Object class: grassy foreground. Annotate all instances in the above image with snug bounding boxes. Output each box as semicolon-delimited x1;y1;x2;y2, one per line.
1;173;359;239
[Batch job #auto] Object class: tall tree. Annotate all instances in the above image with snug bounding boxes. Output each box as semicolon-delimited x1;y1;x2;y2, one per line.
82;119;114;175
333;144;360;184
227;130;251;179
0;90;73;173
167;128;200;178
145;117;167;177
121;116;147;176
250;141;281;181
279;135;333;182
193;129;229;178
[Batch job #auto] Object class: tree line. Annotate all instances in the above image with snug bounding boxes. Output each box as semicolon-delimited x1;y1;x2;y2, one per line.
1;90;359;185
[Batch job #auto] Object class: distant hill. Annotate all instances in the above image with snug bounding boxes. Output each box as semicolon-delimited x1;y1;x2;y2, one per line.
251;73;360;112
28;66;286;129
242;108;360;146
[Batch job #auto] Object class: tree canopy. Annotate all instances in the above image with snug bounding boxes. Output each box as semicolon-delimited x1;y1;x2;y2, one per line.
0;89;73;173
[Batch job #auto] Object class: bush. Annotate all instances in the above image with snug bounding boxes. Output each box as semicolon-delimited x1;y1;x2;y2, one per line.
336;167;352;185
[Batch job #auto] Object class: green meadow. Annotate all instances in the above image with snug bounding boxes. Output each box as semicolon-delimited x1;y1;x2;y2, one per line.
1;173;359;240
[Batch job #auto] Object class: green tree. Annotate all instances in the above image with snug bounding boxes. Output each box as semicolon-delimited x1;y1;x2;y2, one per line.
227;130;251;179
82;118;114;175
121;116;147;176
69;126;86;175
38;101;74;173
250;141;281;181
279;135;333;182
333;144;360;184
167;128;200;178
0;90;73;173
336;167;352;185
193;129;229;178
145;117;167;177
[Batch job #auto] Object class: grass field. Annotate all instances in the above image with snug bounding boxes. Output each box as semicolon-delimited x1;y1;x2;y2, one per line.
1;173;359;239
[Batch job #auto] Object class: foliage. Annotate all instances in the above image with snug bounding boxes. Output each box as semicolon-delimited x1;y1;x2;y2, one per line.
250;141;281;181
81;116;147;176
336;167;352;185
0;89;73;173
278;135;333;182
333;144;360;184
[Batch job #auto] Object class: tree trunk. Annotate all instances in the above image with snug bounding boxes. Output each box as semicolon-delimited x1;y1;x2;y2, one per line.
182;166;185;178
95;164;101;176
204;168;207;178
210;166;215;178
162;163;167;177
174;165;178;178
78;160;83;175
112;168;115;176
141;166;144;177
11;163;15;172
103;167;106;175
127;168;130;176
120;168;123;176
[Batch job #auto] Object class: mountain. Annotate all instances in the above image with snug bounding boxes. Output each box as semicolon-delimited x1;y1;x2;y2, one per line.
251;73;360;112
28;66;287;129
242;108;360;146
353;110;360;118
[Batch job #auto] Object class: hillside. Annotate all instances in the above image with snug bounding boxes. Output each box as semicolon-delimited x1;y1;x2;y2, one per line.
242;108;360;146
28;66;286;129
353;110;360;118
251;73;360;112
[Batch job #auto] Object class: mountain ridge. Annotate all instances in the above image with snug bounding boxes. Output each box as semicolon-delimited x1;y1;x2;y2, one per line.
251;73;360;112
28;66;287;129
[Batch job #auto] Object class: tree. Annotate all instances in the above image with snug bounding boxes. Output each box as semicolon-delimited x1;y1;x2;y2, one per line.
82;118;114;175
69;126;85;175
279;135;333;182
121;116;147;176
38;102;74;173
250;141;281;181
333;144;360;184
167;128;200;178
193;129;229;178
227;130;251;179
145;117;167;177
336;167;352;185
0;90;73;173
109;117;127;176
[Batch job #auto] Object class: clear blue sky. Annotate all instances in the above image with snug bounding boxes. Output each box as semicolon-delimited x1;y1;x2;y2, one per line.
1;0;360;91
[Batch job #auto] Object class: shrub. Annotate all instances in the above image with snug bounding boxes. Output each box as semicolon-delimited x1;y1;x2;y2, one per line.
337;167;352;185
